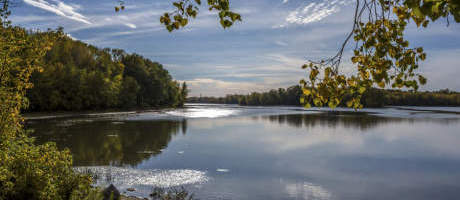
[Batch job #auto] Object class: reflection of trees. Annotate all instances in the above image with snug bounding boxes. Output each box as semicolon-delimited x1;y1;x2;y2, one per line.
27;119;187;166
260;112;459;130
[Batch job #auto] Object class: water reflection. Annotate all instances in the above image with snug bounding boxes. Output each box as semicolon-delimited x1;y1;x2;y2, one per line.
256;112;459;130
25;107;460;200
28;119;187;166
284;181;332;200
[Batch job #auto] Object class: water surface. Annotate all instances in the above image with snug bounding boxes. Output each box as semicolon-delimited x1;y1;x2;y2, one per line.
26;104;460;200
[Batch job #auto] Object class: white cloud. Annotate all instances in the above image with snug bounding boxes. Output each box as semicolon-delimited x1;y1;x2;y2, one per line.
419;48;460;91
275;40;289;46
23;0;91;24
283;0;289;4
66;9;162;33
124;23;137;29
66;33;76;40
265;53;305;67
285;0;352;25
183;78;270;96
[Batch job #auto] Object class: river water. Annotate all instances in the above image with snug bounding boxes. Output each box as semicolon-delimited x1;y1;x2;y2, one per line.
25;104;460;200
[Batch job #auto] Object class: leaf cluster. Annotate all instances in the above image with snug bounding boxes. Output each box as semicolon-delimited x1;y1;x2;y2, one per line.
300;0;457;109
157;0;241;32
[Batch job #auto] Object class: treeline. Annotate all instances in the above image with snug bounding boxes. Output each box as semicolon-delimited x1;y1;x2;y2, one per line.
188;85;303;105
188;86;460;107
27;29;187;111
383;89;460;106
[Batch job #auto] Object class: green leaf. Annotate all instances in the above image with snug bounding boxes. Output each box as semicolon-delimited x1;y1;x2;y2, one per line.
412;7;424;18
431;2;443;14
418;75;427;85
313;98;321;106
346;100;353;108
328;101;337;109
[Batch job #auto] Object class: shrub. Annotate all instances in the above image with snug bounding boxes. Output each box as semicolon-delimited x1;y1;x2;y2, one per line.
0;4;96;199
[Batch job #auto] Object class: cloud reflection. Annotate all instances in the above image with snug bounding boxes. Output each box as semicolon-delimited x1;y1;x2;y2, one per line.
285;181;332;200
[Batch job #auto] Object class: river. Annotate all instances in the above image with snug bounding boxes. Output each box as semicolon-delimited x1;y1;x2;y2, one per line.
25;104;460;200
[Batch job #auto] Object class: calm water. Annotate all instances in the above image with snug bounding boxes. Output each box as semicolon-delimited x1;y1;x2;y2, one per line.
26;104;460;200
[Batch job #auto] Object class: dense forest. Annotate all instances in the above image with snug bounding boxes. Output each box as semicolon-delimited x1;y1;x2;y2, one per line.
26;29;187;111
188;86;460;107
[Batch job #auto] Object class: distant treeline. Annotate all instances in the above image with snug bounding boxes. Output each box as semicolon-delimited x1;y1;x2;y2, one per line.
27;30;187;111
188;86;460;107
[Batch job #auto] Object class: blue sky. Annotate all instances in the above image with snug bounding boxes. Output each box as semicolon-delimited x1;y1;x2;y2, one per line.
10;0;460;96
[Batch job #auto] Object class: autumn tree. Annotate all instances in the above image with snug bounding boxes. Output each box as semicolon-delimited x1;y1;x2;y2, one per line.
298;0;460;109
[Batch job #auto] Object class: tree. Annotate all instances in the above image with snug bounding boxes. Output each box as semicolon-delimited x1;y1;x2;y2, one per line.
0;1;94;198
297;0;459;109
119;76;140;108
179;82;189;106
25;35;186;111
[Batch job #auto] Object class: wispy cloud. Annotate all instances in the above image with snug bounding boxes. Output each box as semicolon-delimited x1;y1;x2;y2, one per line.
124;23;137;29
265;53;305;67
285;0;352;25
23;0;91;24
183;78;270;96
275;40;289;46
66;9;163;33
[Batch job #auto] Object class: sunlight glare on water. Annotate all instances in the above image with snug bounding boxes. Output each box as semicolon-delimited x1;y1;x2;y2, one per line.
166;107;238;118
75;166;208;192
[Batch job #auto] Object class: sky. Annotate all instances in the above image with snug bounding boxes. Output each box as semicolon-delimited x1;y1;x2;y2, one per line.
10;0;460;96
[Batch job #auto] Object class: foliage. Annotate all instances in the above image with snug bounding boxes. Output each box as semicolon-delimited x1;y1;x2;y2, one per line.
178;82;189;107
187;86;303;106
150;187;194;200
188;85;460;107
116;0;241;32
26;31;188;111
383;88;460;106
31;120;186;166
300;0;460;109
0;1;95;199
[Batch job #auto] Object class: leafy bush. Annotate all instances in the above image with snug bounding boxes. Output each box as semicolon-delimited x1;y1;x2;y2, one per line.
0;4;97;199
151;187;194;200
0;135;94;200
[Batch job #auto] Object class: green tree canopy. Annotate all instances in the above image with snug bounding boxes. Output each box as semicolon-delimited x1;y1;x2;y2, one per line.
27;31;188;111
